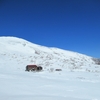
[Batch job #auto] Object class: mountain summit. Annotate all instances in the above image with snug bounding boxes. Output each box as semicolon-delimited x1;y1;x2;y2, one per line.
0;36;99;72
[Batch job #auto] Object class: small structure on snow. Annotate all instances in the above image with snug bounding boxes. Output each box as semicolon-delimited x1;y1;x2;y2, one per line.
55;69;62;71
25;65;43;72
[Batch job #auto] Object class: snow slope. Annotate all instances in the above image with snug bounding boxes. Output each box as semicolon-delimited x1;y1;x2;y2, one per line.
0;36;99;72
0;36;100;100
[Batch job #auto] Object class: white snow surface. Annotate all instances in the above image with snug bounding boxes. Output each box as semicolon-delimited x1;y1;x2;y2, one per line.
0;36;100;100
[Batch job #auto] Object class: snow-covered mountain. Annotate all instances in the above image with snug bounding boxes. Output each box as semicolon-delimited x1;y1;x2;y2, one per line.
0;36;100;72
0;36;100;100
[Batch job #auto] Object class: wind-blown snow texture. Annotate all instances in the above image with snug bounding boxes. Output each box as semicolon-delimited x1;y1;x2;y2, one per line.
0;36;100;100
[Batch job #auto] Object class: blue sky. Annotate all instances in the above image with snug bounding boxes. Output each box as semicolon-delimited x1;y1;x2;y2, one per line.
0;0;100;58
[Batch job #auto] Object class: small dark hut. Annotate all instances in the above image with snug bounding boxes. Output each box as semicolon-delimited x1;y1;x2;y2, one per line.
25;65;42;72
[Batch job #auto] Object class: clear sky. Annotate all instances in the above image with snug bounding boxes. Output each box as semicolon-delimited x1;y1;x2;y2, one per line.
0;0;100;58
